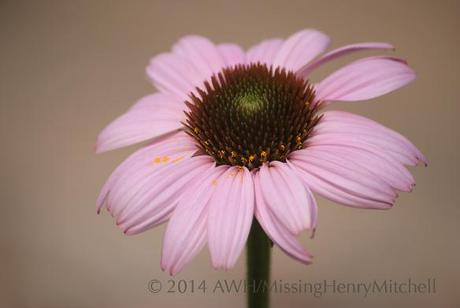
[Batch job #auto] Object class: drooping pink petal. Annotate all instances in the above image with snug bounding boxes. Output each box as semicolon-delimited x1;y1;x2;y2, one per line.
95;93;185;153
315;56;415;103
246;39;283;66
258;161;317;234
302;144;415;192
289;110;426;209
293;146;395;194
119;155;215;235
99;132;196;216
289;147;397;209
272;29;330;72
254;171;313;264
96;132;193;213
307;134;416;167
297;42;394;77
161;165;229;275
217;43;245;68
288;160;393;209
312;111;427;166
96;132;215;235
208;167;255;270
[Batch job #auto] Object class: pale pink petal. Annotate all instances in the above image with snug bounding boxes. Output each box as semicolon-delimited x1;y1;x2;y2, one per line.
297;42;394;77
307;133;417;167
217;43;245;68
291;148;397;198
120;156;215;235
303;144;415;192
99;132;196;216
288;160;392;209
208;167;255;270
96;132;192;213
254;172;313;264
172;35;225;86
288;109;427;209
146;53;201;100
95;93;185;153
246;39;283;66
96;133;213;235
315;56;415;103
272;29;330;72
161;165;228;275
289;148;397;209
312;111;427;166
258;161;316;234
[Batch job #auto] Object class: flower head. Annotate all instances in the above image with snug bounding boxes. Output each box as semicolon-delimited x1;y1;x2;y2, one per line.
96;29;426;275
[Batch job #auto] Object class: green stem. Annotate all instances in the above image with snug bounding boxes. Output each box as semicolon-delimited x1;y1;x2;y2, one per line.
246;219;271;308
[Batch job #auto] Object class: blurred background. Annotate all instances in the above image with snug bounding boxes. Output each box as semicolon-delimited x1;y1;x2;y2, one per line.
1;0;459;307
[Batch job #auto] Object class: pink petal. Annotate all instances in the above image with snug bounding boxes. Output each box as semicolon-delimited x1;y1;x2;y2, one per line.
119;155;215;235
258;161;317;234
312;111;427;166
146;36;226;100
297;42;394;77
315;56;415;103
292;148;397;196
96;132;193;213
96;133;212;235
246;39;283;66
146;53;201;100
254;171;313;264
208;167;255;270
172;35;225;86
161;165;228;275
289;108;425;210
303;144;415;192
95;93;184;153
289;149;397;209
272;29;330;72
308;134;416;167
217;43;245;68
102;133;196;216
288;160;392;209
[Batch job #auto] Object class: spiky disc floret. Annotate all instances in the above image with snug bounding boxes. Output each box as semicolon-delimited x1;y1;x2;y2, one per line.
184;63;321;170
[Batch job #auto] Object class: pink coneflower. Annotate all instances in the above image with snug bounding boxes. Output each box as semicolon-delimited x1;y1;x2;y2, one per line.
96;29;426;276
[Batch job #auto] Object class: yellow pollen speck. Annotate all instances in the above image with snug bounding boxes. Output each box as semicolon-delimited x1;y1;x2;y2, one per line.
153;155;174;164
231;151;237;158
194;127;200;134
171;156;184;163
211;179;218;186
248;155;255;162
153;156;162;164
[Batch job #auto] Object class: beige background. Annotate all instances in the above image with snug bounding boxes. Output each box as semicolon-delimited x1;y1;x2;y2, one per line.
1;0;459;307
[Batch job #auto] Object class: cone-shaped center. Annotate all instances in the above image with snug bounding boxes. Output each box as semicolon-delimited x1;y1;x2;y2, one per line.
237;93;263;114
184;63;321;169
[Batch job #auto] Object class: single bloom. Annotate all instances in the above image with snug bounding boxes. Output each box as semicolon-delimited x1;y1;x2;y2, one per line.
96;29;426;275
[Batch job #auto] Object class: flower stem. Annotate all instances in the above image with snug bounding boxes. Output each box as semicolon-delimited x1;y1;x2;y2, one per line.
246;219;271;308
